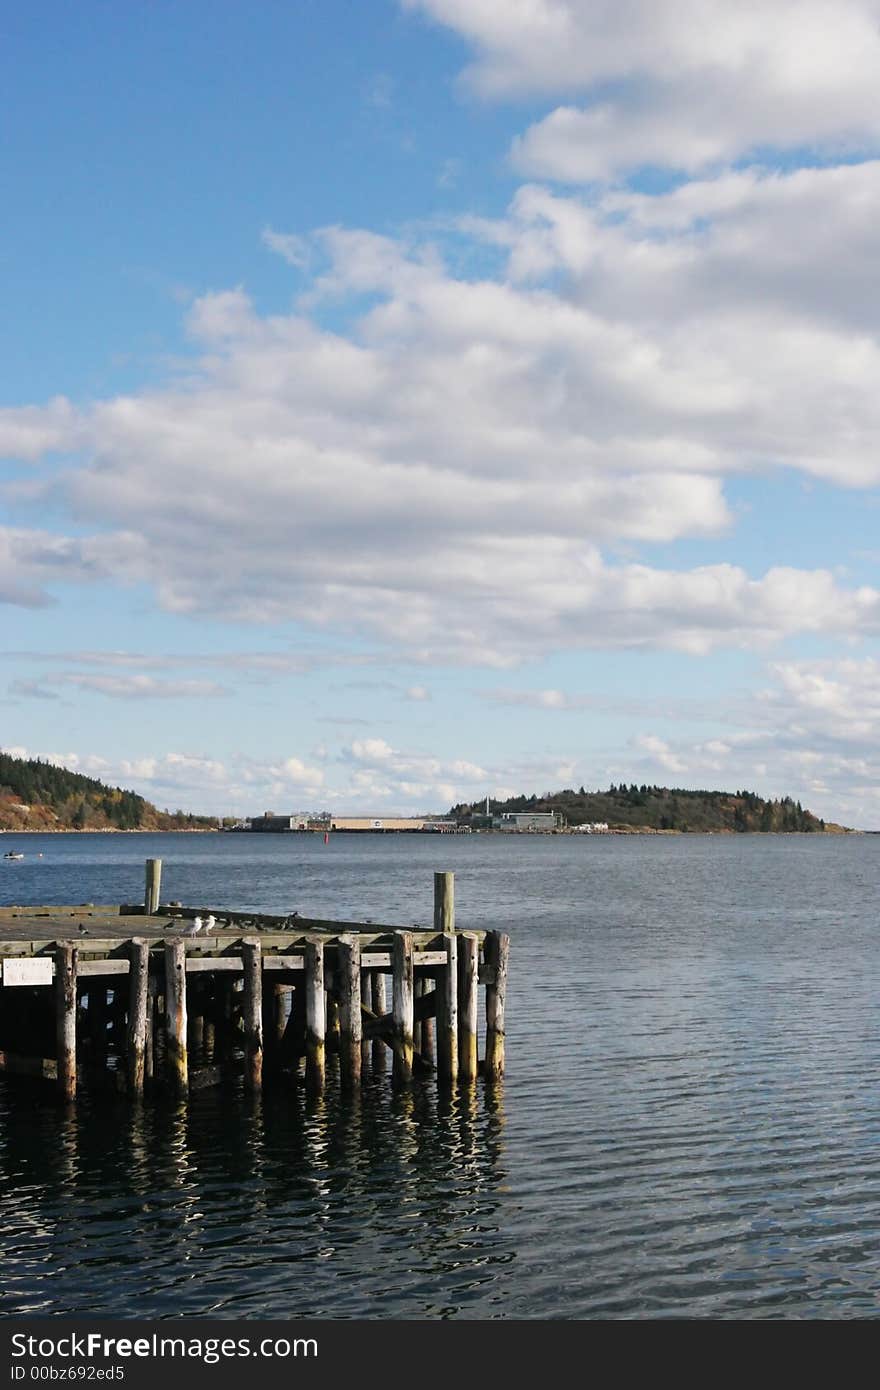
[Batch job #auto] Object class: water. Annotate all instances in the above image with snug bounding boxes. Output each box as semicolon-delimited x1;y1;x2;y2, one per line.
2;830;880;1318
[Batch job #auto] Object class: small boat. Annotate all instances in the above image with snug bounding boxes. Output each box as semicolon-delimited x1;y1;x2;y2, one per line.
3;851;24;860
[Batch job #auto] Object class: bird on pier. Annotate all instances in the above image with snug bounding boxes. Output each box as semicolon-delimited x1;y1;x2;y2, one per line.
284;910;299;928
205;914;216;933
184;916;204;937
77;923;89;935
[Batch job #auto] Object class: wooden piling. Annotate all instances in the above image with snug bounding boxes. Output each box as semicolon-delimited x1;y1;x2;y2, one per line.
415;977;435;1065
144;858;162;915
55;944;78;1102
242;937;263;1092
272;984;288;1043
371;970;387;1069
163;939;188;1094
437;932;458;1084
392;931;414;1086
305;940;326;1094
433;871;454;932
458;932;479;1083
145;977;155;1080
126;938;149;1096
338;934;362;1089
484;930;509;1083
326;993;340;1054
361;975;373;1071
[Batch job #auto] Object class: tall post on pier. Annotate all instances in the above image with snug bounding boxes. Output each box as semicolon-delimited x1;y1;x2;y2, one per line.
127;938;150;1096
144;859;162;915
242;938;263;1091
338;934;362;1089
484;930;509;1083
305;940;326;1094
434;871;454;933
55;943;78;1102
458;932;479;1083
392;931;414;1086
164;939;188;1095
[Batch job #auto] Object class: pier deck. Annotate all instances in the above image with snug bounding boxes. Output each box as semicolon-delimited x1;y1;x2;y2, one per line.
0;864;508;1102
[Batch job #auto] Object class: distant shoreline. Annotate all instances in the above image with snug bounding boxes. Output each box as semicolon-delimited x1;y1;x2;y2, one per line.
0;825;860;836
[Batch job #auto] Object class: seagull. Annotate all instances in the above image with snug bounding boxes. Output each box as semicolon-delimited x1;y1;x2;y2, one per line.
184;916;204;937
205;914;216;934
77;923;89;935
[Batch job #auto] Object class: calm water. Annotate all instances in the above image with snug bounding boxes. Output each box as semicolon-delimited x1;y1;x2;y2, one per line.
2;830;880;1319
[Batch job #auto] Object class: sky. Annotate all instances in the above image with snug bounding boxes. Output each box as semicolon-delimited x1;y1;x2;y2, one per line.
3;0;880;826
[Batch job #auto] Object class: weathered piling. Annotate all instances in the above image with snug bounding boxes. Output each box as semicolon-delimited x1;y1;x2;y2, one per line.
164;939;188;1094
484;930;509;1082
458;932;479;1082
392;931;414;1086
338;934;362;1088
434;871;454;932
55;944;77;1101
305;939;326;1094
272;984;288;1043
437;931;458;1083
242;938;263;1091
144;859;162;915
145;977;155;1080
416;977;435;1064
370;970;387;1069
126;938;149;1096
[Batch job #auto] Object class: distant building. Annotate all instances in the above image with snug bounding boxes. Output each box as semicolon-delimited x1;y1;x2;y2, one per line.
250;813;297;832
494;811;560;832
330;816;430;832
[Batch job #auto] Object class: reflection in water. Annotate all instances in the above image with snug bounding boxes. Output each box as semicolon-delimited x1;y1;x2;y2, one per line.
5;831;880;1318
0;1077;510;1318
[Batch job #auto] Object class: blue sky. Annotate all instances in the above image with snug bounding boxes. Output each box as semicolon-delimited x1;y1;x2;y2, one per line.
4;0;880;825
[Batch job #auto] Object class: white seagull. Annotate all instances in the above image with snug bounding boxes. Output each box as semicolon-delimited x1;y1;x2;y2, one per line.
184;915;204;937
205;914;216;934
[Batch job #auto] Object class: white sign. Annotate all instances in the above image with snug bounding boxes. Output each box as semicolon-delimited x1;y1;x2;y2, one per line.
2;957;54;987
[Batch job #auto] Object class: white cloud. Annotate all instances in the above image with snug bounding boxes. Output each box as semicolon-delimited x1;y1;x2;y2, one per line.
633;733;686;775
405;0;880;179
262;228;311;269
25;674;229;700
4;210;880;661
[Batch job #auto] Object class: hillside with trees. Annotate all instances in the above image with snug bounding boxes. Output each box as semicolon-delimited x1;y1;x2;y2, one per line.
452;785;848;833
0;752;217;832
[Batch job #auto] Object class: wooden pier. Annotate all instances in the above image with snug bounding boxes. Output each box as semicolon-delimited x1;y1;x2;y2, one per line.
0;863;509;1101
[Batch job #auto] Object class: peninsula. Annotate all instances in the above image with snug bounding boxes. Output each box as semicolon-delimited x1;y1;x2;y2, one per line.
0;752;215;832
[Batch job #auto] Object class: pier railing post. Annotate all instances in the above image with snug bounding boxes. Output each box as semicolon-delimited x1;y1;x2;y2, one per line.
392;931;414;1086
437;932;458;1084
55;943;78;1102
434;871;454;932
144;859;162;915
127;938;149;1096
484;931;509;1083
305;940;326;1094
458;932;479;1083
163;939;188;1095
338;934;362;1089
242;938;263;1092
